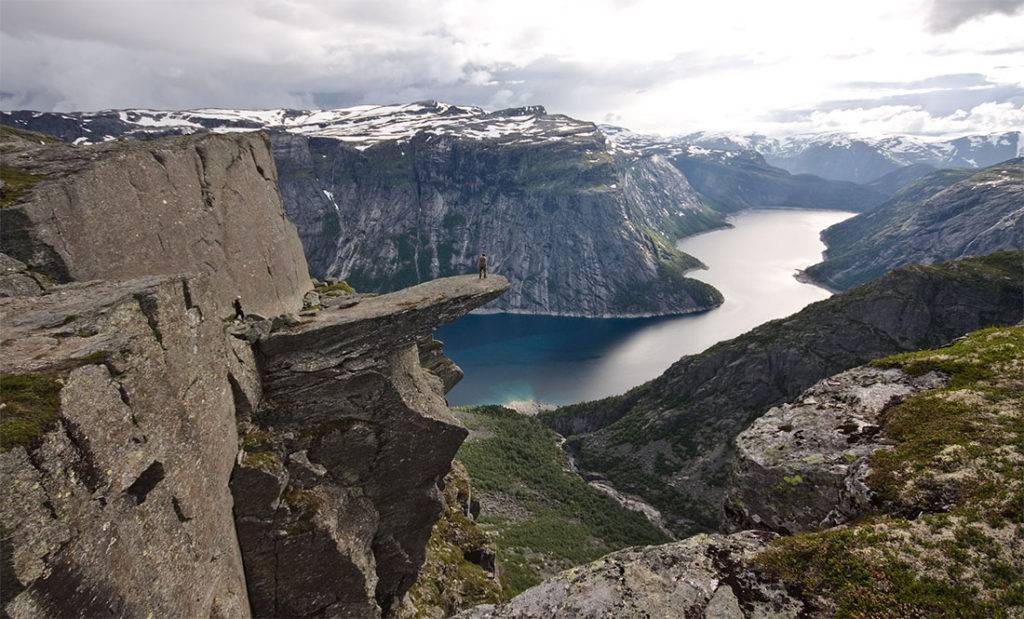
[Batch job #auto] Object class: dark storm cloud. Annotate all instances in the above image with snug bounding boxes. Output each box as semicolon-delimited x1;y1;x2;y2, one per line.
926;0;1024;32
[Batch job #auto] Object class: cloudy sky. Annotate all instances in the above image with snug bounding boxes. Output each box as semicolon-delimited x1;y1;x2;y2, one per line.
2;0;1022;137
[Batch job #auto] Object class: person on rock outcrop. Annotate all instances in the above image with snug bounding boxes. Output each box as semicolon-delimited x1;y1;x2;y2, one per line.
478;253;488;279
233;296;245;321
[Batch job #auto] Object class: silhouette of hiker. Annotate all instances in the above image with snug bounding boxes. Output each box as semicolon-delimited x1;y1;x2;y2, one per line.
233;296;245;321
478;253;488;279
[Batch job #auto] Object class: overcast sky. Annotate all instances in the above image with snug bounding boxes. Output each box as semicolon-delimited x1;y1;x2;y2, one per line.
2;0;1022;137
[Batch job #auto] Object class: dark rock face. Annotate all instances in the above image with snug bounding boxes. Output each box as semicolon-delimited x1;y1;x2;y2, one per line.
865;163;938;196
273;133;725;316
231;275;509;617
1;275;251;618
0;127;311;318
0;253;45;297
457;530;801;618
805;160;1024;290
541;253;1024;535
723;367;946;534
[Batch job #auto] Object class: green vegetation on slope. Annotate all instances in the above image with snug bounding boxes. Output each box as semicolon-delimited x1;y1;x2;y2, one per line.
0;373;63;452
403;462;502;618
315;280;355;296
756;326;1024;617
0;124;60;148
454;406;669;597
540;252;1024;536
0;166;46;209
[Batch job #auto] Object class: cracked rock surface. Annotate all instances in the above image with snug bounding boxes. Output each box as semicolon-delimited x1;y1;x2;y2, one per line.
1;274;251;618
723;366;947;534
2;128;511;618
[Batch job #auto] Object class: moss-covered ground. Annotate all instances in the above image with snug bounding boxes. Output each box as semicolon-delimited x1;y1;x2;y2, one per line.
0;165;46;209
315;281;355;296
755;326;1024;617
403;462;503;617
0;373;64;452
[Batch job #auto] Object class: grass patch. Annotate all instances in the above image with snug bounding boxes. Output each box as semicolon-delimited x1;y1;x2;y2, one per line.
0;373;63;452
1;165;46;209
315;281;355;296
756;525;1002;618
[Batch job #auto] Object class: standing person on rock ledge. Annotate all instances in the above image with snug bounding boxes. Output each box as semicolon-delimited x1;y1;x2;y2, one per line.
478;253;488;279
233;296;245;321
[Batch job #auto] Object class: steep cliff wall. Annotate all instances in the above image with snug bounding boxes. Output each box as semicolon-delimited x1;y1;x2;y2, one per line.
0;126;310;318
273;130;725;316
805;160;1024;290
1;129;510;617
2;105;728;317
1;274;251;617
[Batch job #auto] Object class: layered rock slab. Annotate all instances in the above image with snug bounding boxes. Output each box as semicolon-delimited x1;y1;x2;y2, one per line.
232;274;509;617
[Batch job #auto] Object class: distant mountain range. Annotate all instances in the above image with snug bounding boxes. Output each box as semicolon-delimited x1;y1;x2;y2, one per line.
680;130;1023;184
601;126;888;212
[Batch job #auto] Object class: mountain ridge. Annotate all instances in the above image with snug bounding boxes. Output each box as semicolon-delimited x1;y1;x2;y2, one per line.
804;159;1024;290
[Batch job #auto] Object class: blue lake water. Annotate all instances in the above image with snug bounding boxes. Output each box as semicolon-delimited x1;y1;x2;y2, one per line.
437;209;854;407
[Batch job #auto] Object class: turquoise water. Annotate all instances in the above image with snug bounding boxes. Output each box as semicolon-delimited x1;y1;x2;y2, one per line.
437;209;854;407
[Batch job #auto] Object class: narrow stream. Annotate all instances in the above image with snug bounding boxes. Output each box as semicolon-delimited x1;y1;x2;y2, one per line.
558;436;676;539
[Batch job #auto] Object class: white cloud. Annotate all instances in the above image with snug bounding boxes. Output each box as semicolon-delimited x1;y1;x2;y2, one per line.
1;0;1022;137
771;102;1024;137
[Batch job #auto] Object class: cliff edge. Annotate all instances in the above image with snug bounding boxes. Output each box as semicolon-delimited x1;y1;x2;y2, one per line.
1;128;510;618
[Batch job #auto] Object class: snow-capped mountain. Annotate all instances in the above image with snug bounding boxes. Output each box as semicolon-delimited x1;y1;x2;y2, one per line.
1;102;602;150
599;124;886;212
680;131;1023;184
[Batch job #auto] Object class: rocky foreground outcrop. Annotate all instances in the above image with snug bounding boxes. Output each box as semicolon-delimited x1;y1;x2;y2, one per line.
469;325;1024;617
457;531;802;618
2;274;252;617
722;366;947;534
0;125;309;317
231;275;507;618
1;128;510;617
